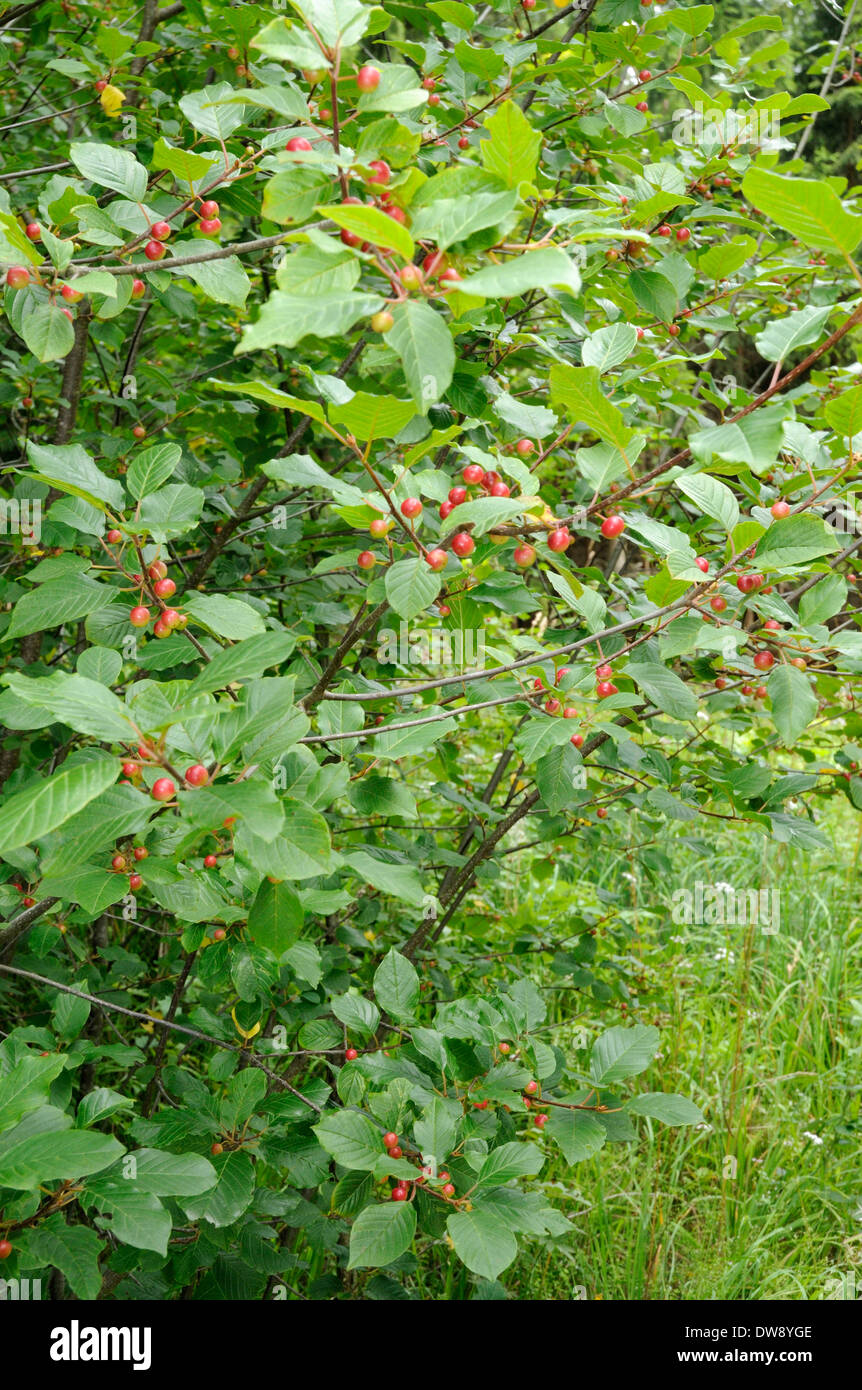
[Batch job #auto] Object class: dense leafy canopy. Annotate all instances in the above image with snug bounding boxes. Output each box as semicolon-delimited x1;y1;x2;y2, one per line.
1;0;861;1298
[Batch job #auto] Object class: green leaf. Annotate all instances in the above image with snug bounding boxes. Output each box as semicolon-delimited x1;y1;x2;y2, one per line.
626;662;697;720
238;290;384;352
0;1128;124;1189
127;442;182;500
824;385;862;439
178;82;247;139
348;1202;417;1269
183;592;265;639
188;632;296;696
151;137;219;183
373;948;420;1019
409;187;519;251
26;441;124;512
385;555;442;619
0;1054;68;1131
413;1097;460;1164
314;1110;383;1170
458;247;580;298
546;1108;607;1163
676;470;740;533
447;1209;517;1280
387;300;455;411
741;168;862;254
263;167;337;225
171;242;251;306
626;1093;704;1126
589;1024;660;1086
755;515;840;570
138;483;204;542
331;991;380;1040
628;268;679;323
768;664;817;746
3;673;136;742
317;202;414;261
26;1222;104;1299
0;757;118;855
182;1150;255;1227
479;100;541;187
329;393;416;441
17;302;76;362
89;1190;171;1256
550;364;635;454
247;878;304;955
581;323;638;372
476;1141;545;1187
69;141;148;199
754;304;832;363
208;377;327;425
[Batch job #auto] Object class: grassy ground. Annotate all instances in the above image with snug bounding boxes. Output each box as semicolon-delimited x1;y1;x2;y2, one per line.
511;807;862;1301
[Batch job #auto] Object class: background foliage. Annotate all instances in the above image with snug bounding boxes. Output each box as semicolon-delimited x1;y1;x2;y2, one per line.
1;0;861;1300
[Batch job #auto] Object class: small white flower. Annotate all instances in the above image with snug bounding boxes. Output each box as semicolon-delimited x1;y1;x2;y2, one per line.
802;1131;824;1146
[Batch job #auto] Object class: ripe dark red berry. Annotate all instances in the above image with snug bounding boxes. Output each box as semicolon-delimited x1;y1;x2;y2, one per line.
144;240;165;261
0;1240;12;1259
425;548;448;572
6;265;30;288
547;528;570;552
25;222;41;241
401;497;422;519
601;515;625;539
204;854;218;868
695;556;709;573
200;200;219;219
753;650;775;671
382;1132;398;1148
391;1185;408;1201
133;846;148;861
185;764;209;786
452;532;475;558
129;873;143;891
345;1047;358;1061
463;464;485;485
286;136;312;151
153;577;176;599
152;778;176;801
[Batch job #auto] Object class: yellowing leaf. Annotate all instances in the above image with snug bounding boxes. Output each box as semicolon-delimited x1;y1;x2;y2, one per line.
99;84;126;117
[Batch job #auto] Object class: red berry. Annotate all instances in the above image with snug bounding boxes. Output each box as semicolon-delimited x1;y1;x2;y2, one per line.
369;516;392;538
148;561;167;580
345;1047;358;1061
357;550;376;569
107;529;122;543
741;684;754;696
514;544;536;567
422;76;437;91
129;605;150;627
448;485;467;506
152;778;176;801
515;438;534;457
771;499;790;519
204;854;218;868
95;79;108;92
425;548;448;572
547;528;571;553
544;697;560;715
714;677;727;690
400;264;423;289
438;267;462;286
185;764;209;787
439;500;454;520
382;1132;398;1149
636;101;649;112
387;1145;403;1159
657;224;672;237
211;1142;224;1155
151;221;171;241
199;200;219;218
596;663;612;679
524;1080;539;1095
710;596;727;613
490;480;511;498
153;577;176;599
458;136;470;149
400;497;422;519
356;65;381;92
61;283;83;303
111;854;126;871
199;217;221;236
428;92;440;106
6;265;30;289
535;1113;549;1127
597;681;615;699
153;618;171;638
695;556;709;573
134;846;148;861
638;69;652;81
601;515;625;539
131;278;145;298
753;650;774;671
0;1241;12;1259
676;227;691;243
340;228;362;248
368;159;391;185
451;532;475;558
129;873;143;891
391;1186;408;1201
463;464;485;485
286;136;312;151
144;240;165;261
668;323;680;337
571;733;584;748
25;222;41;241
441;1182;455;1197
755;685;767;698
122;762;139;778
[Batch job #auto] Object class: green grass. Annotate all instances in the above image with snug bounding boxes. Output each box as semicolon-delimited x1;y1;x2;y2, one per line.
510;807;862;1301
